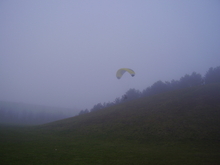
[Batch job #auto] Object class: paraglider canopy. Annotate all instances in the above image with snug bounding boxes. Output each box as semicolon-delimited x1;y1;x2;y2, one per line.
116;68;135;79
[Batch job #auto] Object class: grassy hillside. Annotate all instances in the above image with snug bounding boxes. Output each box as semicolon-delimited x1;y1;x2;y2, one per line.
0;84;220;165
42;83;220;141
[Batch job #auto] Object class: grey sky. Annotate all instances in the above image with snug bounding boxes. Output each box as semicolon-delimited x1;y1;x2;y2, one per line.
1;1;220;110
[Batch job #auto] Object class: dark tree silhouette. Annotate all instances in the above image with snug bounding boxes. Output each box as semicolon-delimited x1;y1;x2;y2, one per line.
179;74;191;88
179;72;203;88
204;66;220;84
170;79;180;90
124;88;141;101
188;72;203;86
114;97;121;104
150;80;170;94
142;87;152;97
142;80;170;97
79;109;89;115
90;103;104;112
88;65;220;113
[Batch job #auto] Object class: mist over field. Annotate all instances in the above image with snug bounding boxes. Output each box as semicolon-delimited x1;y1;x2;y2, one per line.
1;1;220;110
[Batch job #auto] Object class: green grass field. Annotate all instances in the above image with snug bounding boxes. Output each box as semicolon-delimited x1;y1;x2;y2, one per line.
1;84;220;164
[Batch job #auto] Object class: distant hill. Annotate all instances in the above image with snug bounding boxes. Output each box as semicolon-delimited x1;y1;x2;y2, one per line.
42;83;220;141
0;101;79;125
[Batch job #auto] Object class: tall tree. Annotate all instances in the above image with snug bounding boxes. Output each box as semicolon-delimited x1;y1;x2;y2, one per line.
179;72;203;88
189;72;203;86
124;88;141;101
90;103;103;112
204;66;220;84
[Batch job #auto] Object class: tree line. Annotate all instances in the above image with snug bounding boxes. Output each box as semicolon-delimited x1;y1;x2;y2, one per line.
79;66;220;115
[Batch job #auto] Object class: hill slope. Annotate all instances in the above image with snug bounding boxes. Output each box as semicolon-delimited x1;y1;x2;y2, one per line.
1;84;220;165
41;83;220;141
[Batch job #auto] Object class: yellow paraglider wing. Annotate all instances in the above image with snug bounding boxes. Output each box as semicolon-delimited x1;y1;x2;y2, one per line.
116;68;135;79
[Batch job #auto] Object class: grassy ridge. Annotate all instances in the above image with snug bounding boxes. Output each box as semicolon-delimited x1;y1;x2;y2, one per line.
0;84;220;164
42;83;220;141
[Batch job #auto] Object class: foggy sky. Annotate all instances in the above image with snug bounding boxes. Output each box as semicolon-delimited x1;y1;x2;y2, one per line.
1;1;220;110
